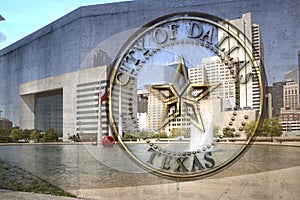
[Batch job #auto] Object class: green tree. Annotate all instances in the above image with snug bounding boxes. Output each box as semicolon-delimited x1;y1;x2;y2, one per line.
243;120;256;138
158;131;168;138
123;133;138;140
170;128;180;138
43;128;58;142
0;128;9;136
0;128;10;143
22;129;31;141
9;128;22;142
170;128;189;138
243;118;282;138
261;118;282;137
134;130;151;139
222;127;235;138
30;129;41;142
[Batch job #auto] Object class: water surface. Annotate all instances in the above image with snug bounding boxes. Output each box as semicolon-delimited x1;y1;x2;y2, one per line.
0;144;299;191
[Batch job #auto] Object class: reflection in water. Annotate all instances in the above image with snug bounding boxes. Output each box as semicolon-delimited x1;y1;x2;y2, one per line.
0;144;299;191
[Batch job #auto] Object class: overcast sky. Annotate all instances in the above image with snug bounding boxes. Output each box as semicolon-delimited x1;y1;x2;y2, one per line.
0;0;128;49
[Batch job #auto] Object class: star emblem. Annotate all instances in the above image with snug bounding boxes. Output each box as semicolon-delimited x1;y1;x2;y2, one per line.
150;56;220;132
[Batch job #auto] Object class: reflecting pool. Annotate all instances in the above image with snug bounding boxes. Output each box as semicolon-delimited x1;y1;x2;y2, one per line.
0;144;299;191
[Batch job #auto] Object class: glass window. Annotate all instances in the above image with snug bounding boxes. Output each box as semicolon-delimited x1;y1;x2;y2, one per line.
34;89;63;137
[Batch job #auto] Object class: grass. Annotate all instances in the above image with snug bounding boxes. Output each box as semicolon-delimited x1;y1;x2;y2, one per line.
0;159;76;198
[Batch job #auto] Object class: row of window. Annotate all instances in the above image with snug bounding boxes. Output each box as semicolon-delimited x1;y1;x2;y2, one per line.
77;80;106;88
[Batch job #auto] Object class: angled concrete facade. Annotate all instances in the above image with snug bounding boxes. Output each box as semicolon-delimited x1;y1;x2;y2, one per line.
20;65;108;141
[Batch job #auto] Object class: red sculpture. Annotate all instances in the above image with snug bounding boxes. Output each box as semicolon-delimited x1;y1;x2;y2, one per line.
101;135;115;147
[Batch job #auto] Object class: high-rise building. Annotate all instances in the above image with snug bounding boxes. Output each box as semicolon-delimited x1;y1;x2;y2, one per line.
188;56;235;111
283;81;299;111
137;89;148;131
225;13;264;110
268;81;287;118
278;71;300;136
251;23;264;110
147;92;163;133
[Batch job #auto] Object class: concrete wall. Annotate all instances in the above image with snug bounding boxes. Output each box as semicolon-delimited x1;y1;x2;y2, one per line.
0;0;299;126
19;65;107;140
0;10;81;126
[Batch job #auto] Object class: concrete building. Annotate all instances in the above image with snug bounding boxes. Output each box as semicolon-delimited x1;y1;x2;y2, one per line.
277;70;300;136
137;89;148;131
283;81;299;111
147;91;164;133
3;0;295;139
188;56;235;111
20;65;110;141
279;109;300;136
251;23;264;110
267;67;299;119
230;13;264;110
268;81;287;118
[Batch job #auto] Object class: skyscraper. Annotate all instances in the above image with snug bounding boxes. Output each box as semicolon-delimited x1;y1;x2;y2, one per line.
252;23;264;110
283;81;299;111
188;56;235;111
278;68;300;136
147;92;163;133
225;13;264;110
268;81;287;118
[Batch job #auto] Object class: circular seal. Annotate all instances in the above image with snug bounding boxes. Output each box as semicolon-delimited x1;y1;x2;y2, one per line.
109;12;266;179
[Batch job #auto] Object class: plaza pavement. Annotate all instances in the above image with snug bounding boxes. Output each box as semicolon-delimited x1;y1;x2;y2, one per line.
1;165;299;200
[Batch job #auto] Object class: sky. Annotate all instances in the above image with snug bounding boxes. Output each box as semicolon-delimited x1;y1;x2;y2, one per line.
0;0;129;49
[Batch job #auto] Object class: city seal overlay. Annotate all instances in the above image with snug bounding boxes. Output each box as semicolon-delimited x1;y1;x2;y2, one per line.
108;12;266;179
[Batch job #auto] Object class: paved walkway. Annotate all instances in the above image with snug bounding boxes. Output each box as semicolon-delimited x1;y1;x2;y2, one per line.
0;189;75;200
1;166;299;200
